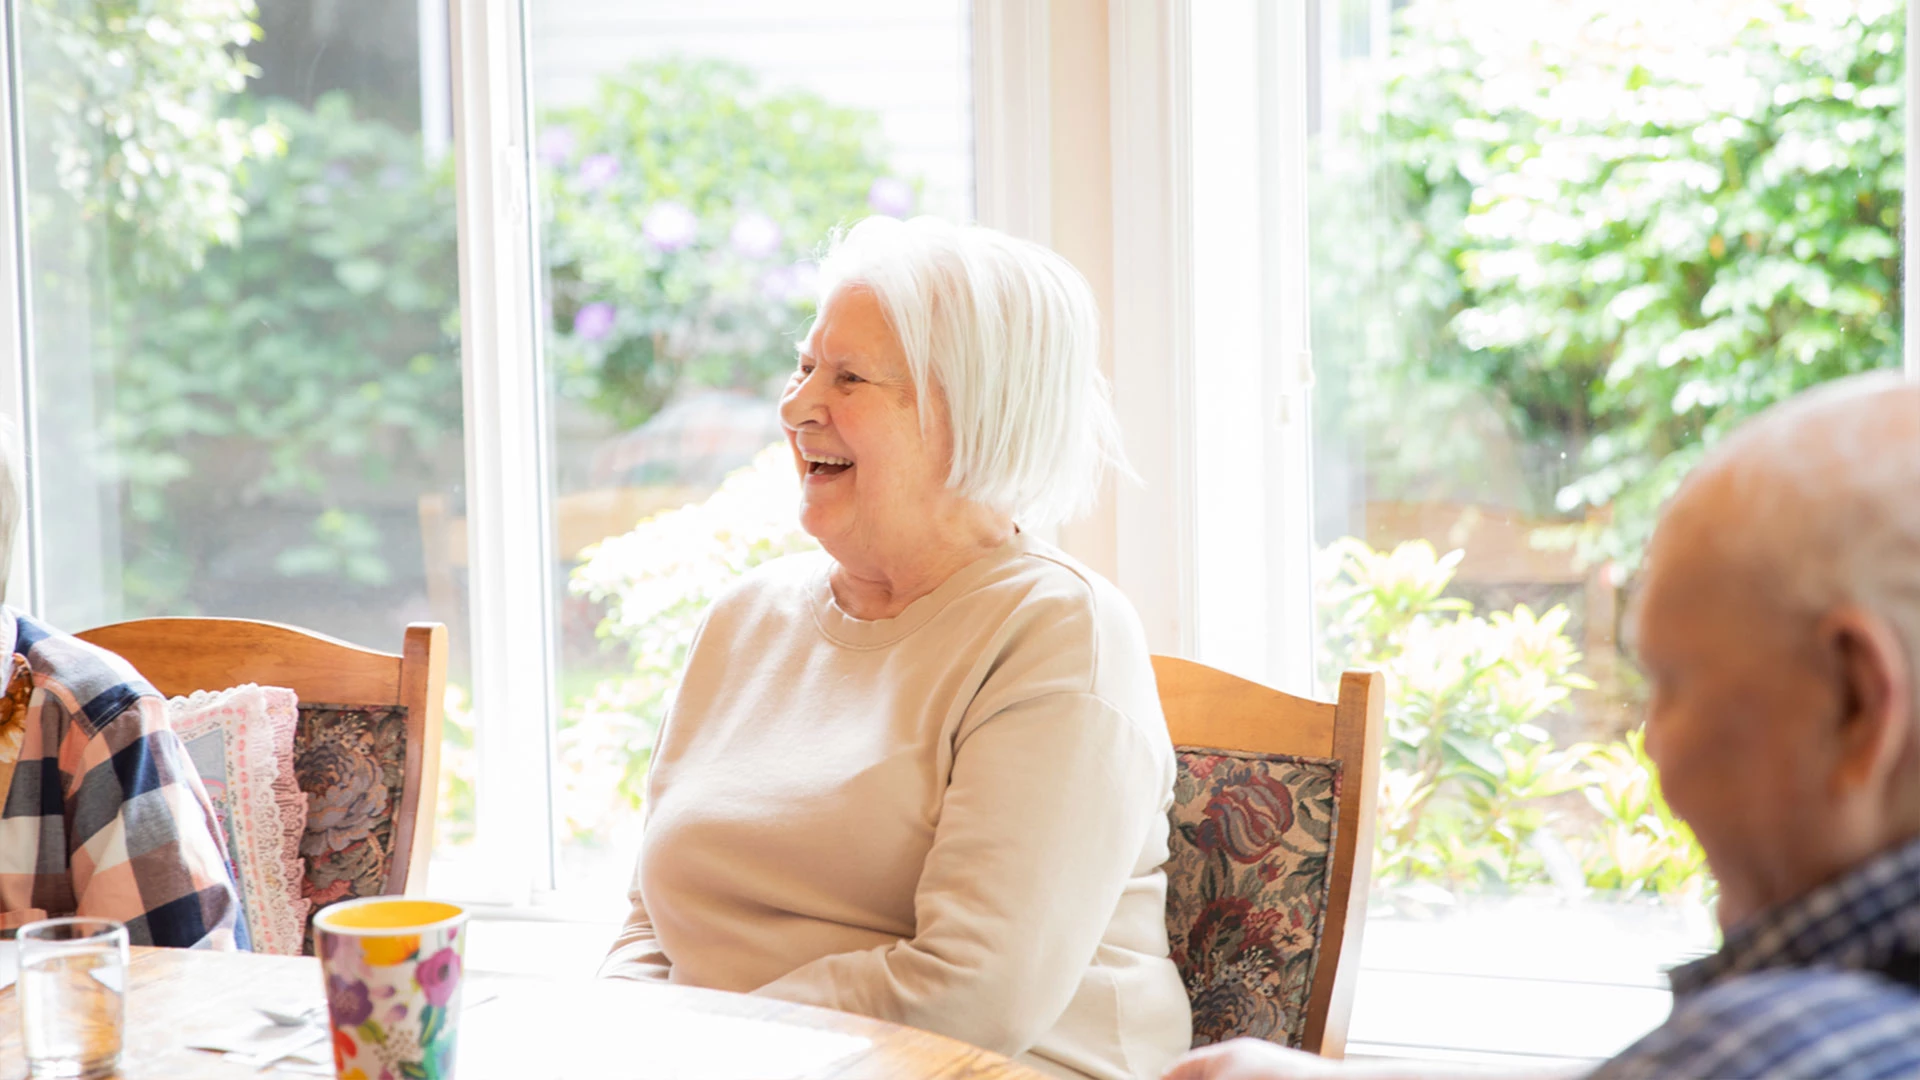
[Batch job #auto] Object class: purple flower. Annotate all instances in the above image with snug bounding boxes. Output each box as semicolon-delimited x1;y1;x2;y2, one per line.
577;153;620;191
416;947;463;1009
758;266;797;303
641;201;698;252
788;260;820;296
759;259;821;304
537;126;576;167
867;177;914;218
573;302;616;341
327;974;373;1027
729;212;783;260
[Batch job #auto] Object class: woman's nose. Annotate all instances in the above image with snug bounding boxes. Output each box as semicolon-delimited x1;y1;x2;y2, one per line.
779;372;823;431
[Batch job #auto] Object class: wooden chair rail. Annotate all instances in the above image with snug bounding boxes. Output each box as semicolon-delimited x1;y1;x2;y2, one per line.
1152;655;1385;1058
76;617;448;896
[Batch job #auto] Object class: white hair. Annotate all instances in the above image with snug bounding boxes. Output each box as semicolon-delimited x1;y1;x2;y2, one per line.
1684;372;1920;714
812;216;1129;527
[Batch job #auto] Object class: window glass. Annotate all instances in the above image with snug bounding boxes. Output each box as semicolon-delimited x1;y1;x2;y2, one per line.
1306;0;1902;1059
524;0;975;912
18;0;474;849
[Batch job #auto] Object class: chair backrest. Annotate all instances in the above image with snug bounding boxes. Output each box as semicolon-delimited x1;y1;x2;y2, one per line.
75;618;447;897
1153;655;1383;1057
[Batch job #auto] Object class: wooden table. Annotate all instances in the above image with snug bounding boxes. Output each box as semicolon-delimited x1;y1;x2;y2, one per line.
0;948;1053;1079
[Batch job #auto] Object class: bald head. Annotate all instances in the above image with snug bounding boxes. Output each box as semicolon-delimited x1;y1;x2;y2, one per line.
1655;373;1920;690
1637;372;1920;928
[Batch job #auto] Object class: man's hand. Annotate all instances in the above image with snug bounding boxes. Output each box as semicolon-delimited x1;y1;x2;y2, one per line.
1162;1038;1345;1080
1164;1041;1582;1080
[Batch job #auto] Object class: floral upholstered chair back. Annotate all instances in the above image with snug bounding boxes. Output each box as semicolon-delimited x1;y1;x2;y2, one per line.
293;702;412;955
1165;746;1343;1049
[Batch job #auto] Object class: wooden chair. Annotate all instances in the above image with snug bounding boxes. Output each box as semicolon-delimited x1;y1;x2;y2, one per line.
75;618;447;896
1153;656;1384;1058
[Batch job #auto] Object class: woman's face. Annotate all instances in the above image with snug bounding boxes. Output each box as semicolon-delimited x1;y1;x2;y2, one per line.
779;284;960;568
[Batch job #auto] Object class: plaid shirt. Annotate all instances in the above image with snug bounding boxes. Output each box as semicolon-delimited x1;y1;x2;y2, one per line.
0;608;241;949
1593;836;1920;1079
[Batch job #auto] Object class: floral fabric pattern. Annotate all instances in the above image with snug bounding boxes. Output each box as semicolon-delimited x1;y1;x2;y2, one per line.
295;703;409;954
319;914;465;1080
1166;747;1342;1049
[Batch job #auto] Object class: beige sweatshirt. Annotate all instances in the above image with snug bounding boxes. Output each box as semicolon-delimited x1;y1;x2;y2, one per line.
601;533;1192;1079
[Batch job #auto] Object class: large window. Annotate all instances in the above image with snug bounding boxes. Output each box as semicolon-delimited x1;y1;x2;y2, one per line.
17;5;467;690
464;0;975;915
1192;0;1905;1062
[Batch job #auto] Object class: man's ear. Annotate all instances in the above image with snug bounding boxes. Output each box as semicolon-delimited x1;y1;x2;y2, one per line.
1820;605;1914;795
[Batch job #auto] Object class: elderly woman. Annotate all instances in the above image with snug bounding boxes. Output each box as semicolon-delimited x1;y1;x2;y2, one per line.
601;217;1192;1079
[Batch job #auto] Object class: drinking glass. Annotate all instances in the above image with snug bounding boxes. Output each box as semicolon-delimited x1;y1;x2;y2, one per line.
17;918;129;1079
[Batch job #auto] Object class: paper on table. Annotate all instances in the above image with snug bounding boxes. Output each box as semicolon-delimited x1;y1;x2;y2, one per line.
0;941;18;990
185;1019;328;1061
187;989;501;1065
458;994;871;1080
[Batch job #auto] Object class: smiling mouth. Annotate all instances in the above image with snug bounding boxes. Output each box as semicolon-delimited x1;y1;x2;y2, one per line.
802;453;853;477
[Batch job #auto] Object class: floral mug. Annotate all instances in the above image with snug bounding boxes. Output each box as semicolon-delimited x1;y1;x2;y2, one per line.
315;897;468;1080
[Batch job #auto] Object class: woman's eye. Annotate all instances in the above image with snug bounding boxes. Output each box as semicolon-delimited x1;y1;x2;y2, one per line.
839;372;863;385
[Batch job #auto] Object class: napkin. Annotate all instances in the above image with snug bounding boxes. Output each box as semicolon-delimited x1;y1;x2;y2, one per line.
185;1017;329;1065
458;997;872;1079
187;987;502;1072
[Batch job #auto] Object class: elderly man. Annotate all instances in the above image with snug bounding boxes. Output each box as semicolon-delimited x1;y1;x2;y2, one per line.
0;439;240;948
1166;372;1920;1079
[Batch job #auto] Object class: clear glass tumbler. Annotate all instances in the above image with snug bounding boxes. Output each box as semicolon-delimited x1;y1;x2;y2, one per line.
17;918;129;1079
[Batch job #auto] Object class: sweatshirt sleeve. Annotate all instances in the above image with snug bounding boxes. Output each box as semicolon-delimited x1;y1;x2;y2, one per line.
600;857;673;981
750;691;1170;1057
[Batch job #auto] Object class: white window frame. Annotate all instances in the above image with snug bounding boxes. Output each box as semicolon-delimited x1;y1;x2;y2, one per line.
0;0;36;614
446;0;558;907
1910;0;1920;380
1184;0;1316;696
974;0;1052;246
1104;0;1197;658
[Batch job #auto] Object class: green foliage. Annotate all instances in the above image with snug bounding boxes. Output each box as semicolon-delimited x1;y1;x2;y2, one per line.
539;57;905;429
435;684;477;849
1321;0;1904;567
106;92;460;609
561;446;815;840
1580;729;1711;901
87;55;907;613
1321;538;1710;899
23;0;281;282
1321;539;1593;889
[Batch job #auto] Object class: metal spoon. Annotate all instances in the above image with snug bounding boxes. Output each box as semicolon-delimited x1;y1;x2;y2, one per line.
254;1004;324;1027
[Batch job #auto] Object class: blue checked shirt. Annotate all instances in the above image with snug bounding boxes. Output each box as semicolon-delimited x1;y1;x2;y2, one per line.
1592;836;1920;1079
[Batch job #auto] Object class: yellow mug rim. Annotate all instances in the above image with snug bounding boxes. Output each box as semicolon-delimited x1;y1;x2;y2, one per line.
313;896;468;937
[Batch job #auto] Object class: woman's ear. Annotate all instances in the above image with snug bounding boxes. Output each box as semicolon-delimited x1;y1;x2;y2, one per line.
1821;605;1914;797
